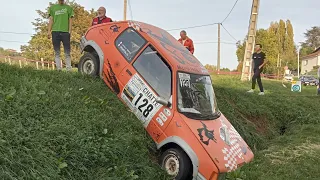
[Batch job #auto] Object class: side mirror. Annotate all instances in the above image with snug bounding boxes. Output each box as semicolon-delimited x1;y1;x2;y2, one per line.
156;97;171;107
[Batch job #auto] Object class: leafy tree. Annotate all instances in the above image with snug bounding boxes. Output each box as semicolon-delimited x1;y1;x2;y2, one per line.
204;64;216;72
235;40;245;72
299;26;320;57
301;26;320;49
284;20;297;70
21;1;95;64
235;19;297;74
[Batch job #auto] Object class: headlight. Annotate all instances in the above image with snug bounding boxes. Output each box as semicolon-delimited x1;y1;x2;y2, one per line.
219;126;231;145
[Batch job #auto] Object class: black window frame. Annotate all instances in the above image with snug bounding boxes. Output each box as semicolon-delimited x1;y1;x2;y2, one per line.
115;27;147;63
132;44;173;100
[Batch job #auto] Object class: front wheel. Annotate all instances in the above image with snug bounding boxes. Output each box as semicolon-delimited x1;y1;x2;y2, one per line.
78;53;99;76
160;148;192;180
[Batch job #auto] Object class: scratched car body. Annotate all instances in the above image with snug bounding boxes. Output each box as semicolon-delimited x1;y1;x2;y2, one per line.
78;21;254;180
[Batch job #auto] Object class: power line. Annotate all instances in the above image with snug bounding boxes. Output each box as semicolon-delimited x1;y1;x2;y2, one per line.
0;31;33;35
221;24;238;42
194;41;236;45
166;23;219;31
221;0;239;23
128;0;134;20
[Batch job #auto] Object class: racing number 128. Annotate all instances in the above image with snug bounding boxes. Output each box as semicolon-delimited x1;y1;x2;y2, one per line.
134;93;154;117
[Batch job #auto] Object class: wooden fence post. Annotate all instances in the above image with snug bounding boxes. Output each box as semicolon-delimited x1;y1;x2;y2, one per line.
24;58;28;66
9;57;12;65
36;62;39;69
4;57;7;63
61;60;63;68
47;62;50;69
52;62;55;70
19;60;22;68
41;58;44;69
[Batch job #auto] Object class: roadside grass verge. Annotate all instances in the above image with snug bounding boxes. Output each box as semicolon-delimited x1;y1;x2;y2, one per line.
0;64;168;180
212;75;320;180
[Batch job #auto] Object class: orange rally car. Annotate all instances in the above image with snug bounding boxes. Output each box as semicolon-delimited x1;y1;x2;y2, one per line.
78;20;254;180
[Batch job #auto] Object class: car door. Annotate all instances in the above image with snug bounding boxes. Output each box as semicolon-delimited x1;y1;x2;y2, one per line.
101;26;147;95
118;44;174;142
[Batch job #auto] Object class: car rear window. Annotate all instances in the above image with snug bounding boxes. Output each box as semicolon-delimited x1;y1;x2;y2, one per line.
115;28;146;63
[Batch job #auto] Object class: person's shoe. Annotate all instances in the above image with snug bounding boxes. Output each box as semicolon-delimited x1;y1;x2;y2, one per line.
247;89;254;93
258;92;265;95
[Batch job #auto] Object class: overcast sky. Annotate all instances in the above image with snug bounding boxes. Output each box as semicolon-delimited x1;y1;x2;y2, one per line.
0;0;319;69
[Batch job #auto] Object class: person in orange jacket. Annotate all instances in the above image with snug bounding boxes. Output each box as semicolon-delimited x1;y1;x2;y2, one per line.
178;30;194;54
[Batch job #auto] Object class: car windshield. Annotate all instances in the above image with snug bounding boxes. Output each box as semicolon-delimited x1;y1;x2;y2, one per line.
177;72;220;120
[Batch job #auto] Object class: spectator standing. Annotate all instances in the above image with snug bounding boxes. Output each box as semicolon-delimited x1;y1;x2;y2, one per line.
178;30;195;54
247;44;268;95
47;0;74;71
92;7;113;26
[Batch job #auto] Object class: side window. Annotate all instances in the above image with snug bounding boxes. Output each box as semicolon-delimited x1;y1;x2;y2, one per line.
115;28;146;63
133;45;172;100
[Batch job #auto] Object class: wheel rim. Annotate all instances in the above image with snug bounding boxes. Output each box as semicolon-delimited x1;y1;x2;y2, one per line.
82;59;95;74
163;154;180;177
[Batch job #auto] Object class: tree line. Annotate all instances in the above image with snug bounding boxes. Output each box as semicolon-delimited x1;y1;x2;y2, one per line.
235;20;320;74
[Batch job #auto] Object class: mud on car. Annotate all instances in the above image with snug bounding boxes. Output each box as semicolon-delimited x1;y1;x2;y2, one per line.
78;20;254;180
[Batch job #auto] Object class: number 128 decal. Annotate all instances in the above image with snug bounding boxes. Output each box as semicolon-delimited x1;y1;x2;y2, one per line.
134;92;154;118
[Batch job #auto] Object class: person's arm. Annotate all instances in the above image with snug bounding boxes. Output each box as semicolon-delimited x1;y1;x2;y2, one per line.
48;16;53;39
69;7;75;34
69;18;72;34
47;7;53;39
259;53;268;69
189;40;195;54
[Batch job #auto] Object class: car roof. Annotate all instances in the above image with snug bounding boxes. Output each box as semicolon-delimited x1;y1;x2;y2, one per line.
93;21;209;75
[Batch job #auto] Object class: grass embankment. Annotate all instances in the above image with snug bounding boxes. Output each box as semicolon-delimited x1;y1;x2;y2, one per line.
1;63;320;180
0;64;168;180
213;75;320;180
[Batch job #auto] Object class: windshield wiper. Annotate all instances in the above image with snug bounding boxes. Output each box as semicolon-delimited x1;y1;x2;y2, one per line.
199;111;221;120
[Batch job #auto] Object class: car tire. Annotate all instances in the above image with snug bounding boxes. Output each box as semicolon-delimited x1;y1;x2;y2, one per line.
78;53;100;76
160;148;192;180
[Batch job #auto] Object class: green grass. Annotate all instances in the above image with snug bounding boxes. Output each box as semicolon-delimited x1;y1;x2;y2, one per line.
212;75;320;180
1;63;320;180
0;64;168;180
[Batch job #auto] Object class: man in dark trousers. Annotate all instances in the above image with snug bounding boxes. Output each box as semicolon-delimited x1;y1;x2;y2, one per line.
47;0;74;71
247;44;268;95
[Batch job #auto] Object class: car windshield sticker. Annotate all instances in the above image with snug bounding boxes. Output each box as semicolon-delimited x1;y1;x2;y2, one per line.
110;25;120;32
179;73;191;88
197;121;217;145
163;108;171;116
121;73;162;127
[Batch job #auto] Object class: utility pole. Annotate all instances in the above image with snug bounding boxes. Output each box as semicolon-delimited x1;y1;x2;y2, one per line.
241;0;260;81
217;23;221;74
298;46;300;78
124;0;128;21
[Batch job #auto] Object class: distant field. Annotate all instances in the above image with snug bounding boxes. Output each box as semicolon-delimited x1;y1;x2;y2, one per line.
0;63;319;180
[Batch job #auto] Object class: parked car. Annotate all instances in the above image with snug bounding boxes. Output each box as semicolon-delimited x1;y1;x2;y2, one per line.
299;75;319;86
283;74;294;82
78;21;254;180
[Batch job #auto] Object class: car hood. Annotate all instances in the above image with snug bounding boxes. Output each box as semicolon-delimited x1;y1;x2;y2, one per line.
180;113;254;172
